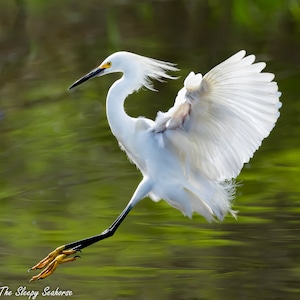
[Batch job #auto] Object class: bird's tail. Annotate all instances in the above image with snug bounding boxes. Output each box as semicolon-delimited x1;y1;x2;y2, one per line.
185;178;237;221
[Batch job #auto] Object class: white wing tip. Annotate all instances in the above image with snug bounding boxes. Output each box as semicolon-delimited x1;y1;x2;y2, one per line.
238;49;246;57
231;50;247;60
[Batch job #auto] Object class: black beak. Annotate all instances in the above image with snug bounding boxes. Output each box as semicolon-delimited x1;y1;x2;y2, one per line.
68;68;105;90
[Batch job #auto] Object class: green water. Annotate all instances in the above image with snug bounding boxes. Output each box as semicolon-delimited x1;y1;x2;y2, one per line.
0;1;299;299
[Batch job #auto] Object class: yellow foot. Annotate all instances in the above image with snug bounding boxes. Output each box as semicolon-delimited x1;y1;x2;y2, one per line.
29;246;79;281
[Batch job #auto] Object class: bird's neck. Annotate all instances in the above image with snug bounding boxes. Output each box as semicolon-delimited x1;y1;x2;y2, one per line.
106;76;136;142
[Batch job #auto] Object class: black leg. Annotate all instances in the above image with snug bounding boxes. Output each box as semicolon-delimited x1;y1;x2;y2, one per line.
30;178;152;281
29;203;133;281
64;203;133;251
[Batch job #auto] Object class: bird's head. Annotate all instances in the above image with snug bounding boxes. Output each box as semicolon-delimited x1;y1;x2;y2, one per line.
68;52;121;90
69;51;178;91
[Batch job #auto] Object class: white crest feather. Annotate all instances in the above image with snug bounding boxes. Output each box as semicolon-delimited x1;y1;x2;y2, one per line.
135;54;179;91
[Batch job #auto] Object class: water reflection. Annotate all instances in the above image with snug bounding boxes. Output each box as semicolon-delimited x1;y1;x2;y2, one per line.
0;1;299;299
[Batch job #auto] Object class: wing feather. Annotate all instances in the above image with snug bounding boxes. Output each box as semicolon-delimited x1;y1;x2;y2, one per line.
152;50;281;181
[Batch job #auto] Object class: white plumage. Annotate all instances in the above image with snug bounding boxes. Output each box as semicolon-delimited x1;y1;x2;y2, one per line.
149;50;281;220
71;50;282;221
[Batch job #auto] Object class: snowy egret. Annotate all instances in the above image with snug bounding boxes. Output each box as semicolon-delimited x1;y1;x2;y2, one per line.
29;50;281;281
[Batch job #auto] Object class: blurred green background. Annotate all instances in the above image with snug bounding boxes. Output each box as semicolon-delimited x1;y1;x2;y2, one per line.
0;0;299;299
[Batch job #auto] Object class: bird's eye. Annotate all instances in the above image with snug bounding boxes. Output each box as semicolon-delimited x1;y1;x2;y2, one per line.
100;61;112;69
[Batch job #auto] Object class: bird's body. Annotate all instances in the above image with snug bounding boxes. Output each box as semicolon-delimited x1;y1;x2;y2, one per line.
99;50;281;221
30;50;281;281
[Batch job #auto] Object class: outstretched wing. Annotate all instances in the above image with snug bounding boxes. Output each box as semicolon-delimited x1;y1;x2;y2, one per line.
152;50;282;181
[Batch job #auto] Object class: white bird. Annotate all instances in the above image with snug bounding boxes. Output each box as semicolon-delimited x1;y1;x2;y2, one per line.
29;50;281;281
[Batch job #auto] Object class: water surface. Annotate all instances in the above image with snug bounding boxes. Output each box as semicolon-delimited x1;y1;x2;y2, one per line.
0;1;299;299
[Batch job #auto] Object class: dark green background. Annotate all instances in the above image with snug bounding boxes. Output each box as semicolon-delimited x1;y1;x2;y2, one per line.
0;0;299;299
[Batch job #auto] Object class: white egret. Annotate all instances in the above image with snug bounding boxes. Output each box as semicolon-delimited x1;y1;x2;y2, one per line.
29;50;281;281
